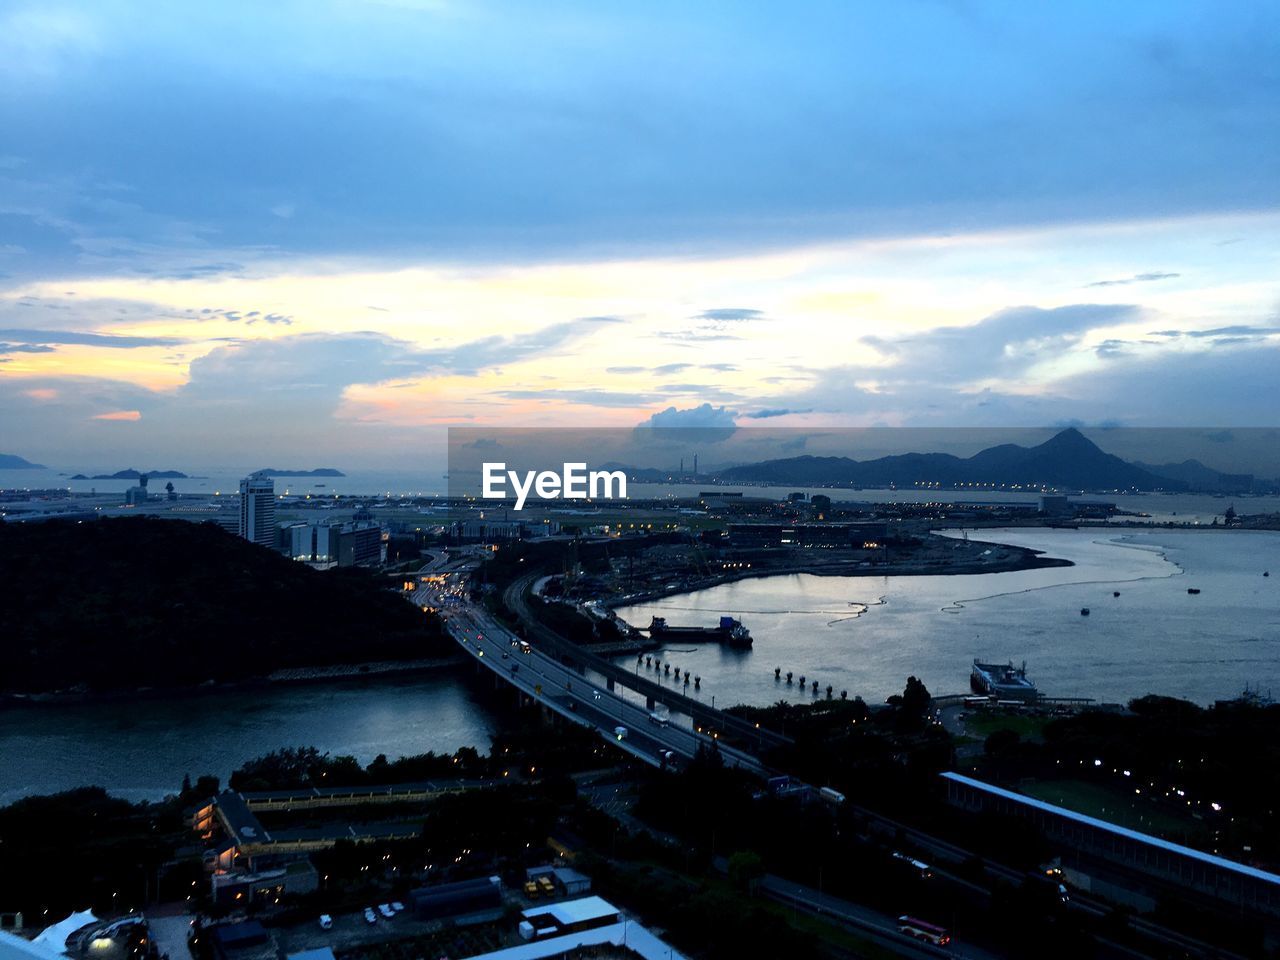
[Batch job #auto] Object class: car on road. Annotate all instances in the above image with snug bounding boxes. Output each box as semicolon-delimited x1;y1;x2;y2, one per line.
593;690;603;700
614;725;628;740
378;903;395;918
363;907;377;924
390;901;405;913
318;915;333;930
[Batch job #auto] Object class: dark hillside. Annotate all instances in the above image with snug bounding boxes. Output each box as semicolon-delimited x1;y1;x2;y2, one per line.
0;516;449;693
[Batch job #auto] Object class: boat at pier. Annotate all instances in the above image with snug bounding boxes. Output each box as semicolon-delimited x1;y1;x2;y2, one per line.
648;615;753;648
971;659;1038;701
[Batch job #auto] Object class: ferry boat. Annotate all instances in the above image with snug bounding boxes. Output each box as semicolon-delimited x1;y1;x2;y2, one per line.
648;615;753;648
971;659;1038;701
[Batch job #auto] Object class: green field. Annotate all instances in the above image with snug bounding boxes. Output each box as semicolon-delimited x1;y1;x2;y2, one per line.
962;711;1053;739
1020;779;1208;843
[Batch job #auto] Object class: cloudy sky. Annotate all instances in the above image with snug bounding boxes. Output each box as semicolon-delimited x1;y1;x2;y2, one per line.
1;0;1278;470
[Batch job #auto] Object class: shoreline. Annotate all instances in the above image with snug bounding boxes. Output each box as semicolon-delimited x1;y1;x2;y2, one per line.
599;536;1071;613
0;654;466;709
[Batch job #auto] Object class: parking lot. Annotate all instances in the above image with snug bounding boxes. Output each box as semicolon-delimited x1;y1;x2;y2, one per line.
273;904;465;956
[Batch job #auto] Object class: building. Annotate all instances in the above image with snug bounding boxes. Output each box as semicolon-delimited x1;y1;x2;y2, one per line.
125;473;149;506
276;519;386;567
1038;494;1071;516
942;772;1280;922
238;474;276;546
334;521;383;566
210;862;317;906
518;896;621;941
410;876;504;922
727;521;888;549
525;865;592;897
277;522;312;558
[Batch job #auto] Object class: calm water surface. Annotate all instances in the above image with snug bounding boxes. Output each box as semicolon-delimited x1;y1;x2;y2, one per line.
614;528;1280;710
0;674;495;805
4;527;1276;804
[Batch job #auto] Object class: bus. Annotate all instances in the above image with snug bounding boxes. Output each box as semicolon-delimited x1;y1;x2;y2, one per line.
897;916;950;946
891;851;933;879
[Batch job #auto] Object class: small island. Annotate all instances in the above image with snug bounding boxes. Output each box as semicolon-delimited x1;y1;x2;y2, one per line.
70;468;190;480
253;467;346;477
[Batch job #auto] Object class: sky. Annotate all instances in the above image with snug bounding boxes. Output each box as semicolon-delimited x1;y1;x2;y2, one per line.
1;0;1278;472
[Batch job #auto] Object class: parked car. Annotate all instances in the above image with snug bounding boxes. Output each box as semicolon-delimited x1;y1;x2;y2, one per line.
378;903;395;919
390;901;405;913
363;907;377;924
318;915;333;930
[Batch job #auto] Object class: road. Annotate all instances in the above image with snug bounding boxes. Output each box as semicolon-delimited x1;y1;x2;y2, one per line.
445;602;770;776
502;572;793;752
431;562;1246;960
734;863;1004;960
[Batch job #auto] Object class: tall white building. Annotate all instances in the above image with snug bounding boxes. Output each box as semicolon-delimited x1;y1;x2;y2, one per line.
238;473;276;546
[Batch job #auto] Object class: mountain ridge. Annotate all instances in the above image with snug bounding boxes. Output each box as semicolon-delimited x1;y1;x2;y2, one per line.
712;428;1181;490
0;453;45;470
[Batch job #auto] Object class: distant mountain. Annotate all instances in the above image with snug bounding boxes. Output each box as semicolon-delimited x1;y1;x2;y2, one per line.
75;469;189;480
0;453;45;470
597;462;678;483
254;467;346;477
1133;459;1254;494
713;429;1185;492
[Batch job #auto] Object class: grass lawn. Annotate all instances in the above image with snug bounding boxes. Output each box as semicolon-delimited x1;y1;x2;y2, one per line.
1019;779;1208;843
962;711;1053;740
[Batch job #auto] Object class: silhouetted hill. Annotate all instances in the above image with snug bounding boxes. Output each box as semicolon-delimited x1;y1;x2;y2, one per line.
74;468;189;480
0;516;449;694
0;453;45;470
714;429;1184;491
1132;459;1254;494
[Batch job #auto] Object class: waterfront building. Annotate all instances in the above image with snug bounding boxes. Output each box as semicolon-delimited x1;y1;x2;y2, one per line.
124;474;149;506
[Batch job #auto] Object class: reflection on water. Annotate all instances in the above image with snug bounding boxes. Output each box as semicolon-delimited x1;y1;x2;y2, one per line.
613;529;1280;710
0;674;495;805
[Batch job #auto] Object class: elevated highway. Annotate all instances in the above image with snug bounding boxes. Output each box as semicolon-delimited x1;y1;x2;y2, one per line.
501;573;792;754
445;603;769;776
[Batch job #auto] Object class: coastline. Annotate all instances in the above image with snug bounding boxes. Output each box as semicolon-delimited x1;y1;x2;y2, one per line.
0;654;466;708
599;535;1072;613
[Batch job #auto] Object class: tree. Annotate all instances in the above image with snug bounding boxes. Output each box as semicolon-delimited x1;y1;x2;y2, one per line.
727;850;765;893
985;728;1021;758
901;675;931;718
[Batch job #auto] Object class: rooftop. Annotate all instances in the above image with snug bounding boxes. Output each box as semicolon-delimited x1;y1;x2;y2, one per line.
522;895;620;927
943;772;1280;886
